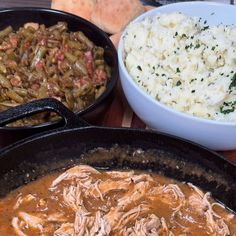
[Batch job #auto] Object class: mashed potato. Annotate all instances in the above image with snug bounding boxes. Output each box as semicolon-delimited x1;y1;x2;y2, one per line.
123;12;236;122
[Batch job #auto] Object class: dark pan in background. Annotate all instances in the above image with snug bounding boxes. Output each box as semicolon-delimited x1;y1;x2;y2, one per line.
0;8;118;147
0;98;235;212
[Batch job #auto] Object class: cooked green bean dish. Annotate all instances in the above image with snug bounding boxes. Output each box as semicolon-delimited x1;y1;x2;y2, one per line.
0;22;111;126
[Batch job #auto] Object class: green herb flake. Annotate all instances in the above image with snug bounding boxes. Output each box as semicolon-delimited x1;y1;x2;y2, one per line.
175;32;178;36
195;44;200;49
176;80;181;86
202;26;209;31
211;46;216;51
137;65;142;71
220;101;236;114
229;73;236;90
191;90;195;93
176;67;181;73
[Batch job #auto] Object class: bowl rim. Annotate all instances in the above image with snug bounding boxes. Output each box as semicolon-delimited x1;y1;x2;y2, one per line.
118;1;236;127
0;7;118;130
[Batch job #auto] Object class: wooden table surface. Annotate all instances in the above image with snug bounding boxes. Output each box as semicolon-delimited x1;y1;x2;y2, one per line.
0;0;235;164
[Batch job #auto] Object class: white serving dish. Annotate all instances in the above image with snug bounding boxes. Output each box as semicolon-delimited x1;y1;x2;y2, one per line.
118;1;236;150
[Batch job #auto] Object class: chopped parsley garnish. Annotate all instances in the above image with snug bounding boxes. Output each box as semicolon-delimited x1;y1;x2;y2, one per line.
137;65;142;71
190;78;197;83
220;101;236;114
176;80;181;86
195;44;200;49
181;34;187;38
176;67;180;73
211;46;216;51
191;90;195;93
175;32;178;36
201;26;209;31
229;73;236;90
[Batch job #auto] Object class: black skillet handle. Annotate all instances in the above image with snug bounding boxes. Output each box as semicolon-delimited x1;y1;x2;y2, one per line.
0;98;88;129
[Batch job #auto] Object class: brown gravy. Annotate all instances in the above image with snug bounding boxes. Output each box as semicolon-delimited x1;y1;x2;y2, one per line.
0;165;235;235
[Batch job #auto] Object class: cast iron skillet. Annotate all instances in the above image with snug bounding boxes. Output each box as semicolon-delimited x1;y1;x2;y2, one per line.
0;8;118;146
0;98;235;213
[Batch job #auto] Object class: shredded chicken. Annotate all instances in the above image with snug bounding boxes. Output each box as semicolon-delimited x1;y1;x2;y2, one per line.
118;181;150;209
122;214;161;236
14;194;36;209
115;204;150;231
3;164;235;236
12;217;28;236
54;223;74;236
51;165;100;187
18;212;44;232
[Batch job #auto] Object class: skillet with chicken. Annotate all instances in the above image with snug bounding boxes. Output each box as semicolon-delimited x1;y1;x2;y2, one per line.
0;148;235;236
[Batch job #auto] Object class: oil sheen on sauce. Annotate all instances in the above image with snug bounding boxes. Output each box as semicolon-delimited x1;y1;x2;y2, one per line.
0;165;235;236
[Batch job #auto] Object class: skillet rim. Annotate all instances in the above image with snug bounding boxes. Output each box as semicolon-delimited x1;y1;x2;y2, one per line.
0;125;235;168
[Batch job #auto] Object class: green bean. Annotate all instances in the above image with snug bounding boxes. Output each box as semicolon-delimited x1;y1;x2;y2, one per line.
0;63;7;74
0;22;110;126
6;50;15;60
48;22;67;33
74;60;87;75
77;32;94;48
20;28;34;39
13;88;28;96
0;73;11;88
97;65;105;70
31;46;47;69
65;90;74;110
94;47;104;59
65;52;77;63
37;86;47;99
95;86;106;99
95;59;105;66
0;102;19;107
6;90;24;103
28;89;38;98
74;50;83;57
0;26;13;38
68;40;83;50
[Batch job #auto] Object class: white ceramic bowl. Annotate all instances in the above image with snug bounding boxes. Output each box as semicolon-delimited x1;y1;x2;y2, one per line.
118;1;236;151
